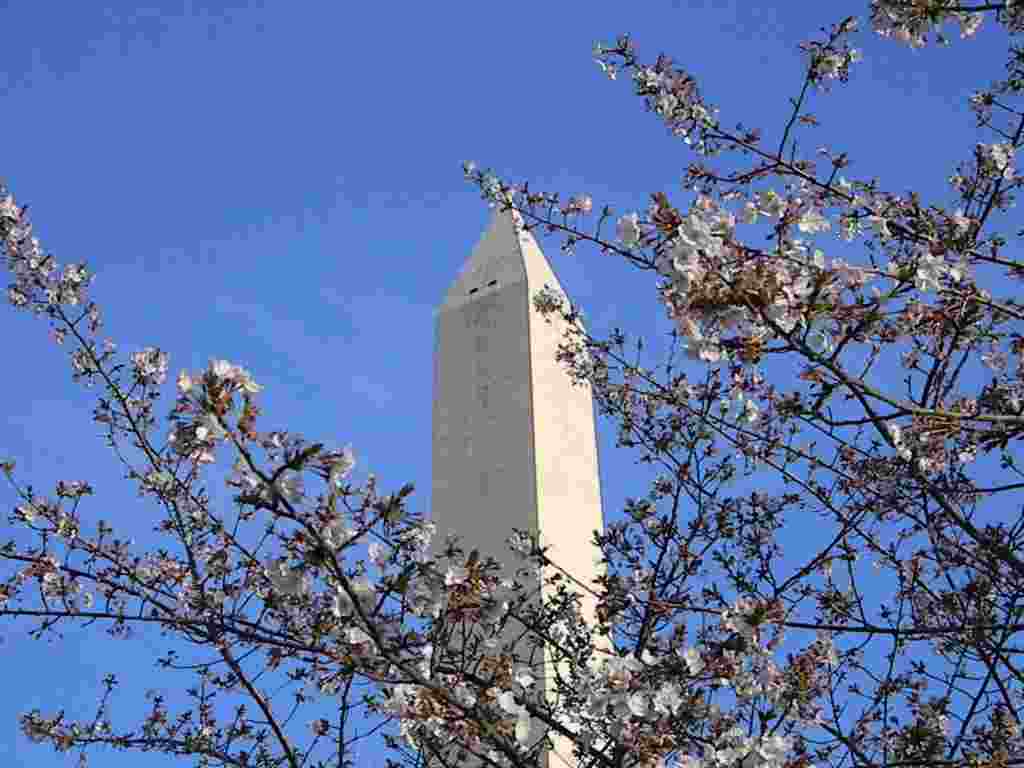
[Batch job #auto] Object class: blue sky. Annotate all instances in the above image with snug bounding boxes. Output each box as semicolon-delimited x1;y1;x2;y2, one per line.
0;1;1012;766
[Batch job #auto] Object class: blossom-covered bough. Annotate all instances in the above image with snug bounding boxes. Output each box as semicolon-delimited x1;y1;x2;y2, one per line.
6;2;1024;768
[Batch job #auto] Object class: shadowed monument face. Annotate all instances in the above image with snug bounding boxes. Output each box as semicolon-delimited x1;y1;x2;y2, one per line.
431;209;604;766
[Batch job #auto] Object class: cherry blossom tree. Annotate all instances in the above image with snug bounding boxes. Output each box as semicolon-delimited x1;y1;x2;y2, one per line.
6;2;1024;768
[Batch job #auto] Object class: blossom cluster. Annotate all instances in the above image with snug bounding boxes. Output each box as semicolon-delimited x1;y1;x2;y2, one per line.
977;141;1016;180
802;16;862;89
613;194;839;365
2;191;95;317
871;0;986;46
164;359;263;464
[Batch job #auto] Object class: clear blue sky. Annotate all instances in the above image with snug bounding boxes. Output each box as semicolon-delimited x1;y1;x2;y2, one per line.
0;2;1009;766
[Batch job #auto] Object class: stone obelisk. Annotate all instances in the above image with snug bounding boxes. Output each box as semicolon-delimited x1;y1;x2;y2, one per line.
431;207;603;766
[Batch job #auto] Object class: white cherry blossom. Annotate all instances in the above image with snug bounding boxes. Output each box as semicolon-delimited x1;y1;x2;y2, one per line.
617;212;642;246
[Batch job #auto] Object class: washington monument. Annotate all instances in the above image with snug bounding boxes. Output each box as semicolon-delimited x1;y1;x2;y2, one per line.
431;207;604;766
